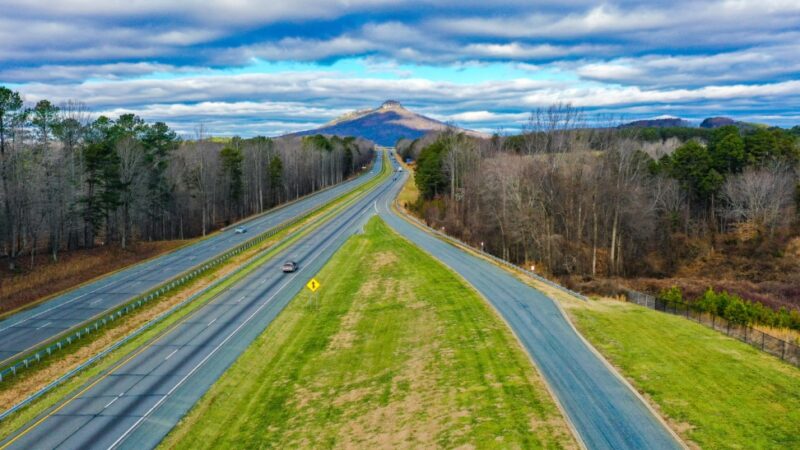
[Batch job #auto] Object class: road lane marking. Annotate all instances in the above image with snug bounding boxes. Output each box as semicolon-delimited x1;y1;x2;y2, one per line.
207;318;217;326
104;393;124;410
36;322;51;330
164;349;179;361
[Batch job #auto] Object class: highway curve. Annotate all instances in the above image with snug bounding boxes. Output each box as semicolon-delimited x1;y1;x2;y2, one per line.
1;155;399;450
376;160;683;450
0;152;383;367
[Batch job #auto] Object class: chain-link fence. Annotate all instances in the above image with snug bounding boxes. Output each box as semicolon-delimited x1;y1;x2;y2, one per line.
626;290;800;367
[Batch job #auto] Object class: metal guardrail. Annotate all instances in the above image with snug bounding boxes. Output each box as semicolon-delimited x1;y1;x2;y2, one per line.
0;202;328;384
625;290;800;367
394;199;589;302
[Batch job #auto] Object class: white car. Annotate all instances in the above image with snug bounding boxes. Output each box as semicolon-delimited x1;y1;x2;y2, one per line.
234;226;247;234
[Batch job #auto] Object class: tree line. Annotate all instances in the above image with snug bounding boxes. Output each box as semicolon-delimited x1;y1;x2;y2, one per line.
402;104;800;282
0;86;372;270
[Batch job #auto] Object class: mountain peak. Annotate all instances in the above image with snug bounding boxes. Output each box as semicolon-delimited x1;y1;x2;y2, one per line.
380;100;404;110
287;101;487;146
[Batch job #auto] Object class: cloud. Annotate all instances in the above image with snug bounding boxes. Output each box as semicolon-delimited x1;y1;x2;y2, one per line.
2;0;800;134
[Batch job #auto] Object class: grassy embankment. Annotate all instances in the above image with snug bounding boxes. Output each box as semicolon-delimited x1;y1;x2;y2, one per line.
394;159;800;448
0;156;390;437
162;218;575;449
564;299;800;449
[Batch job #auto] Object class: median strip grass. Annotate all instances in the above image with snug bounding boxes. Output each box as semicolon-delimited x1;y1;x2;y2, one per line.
0;153;390;439
563;298;800;449
161;217;575;449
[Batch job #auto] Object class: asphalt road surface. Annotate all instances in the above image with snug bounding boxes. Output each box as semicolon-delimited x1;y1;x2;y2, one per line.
376;165;682;450
0;152;382;366
1;159;399;450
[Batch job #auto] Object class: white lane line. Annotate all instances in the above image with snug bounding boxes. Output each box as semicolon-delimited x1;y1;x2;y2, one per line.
237;296;245;303
104;393;124;410
207;318;217;326
36;322;51;330
89;298;103;306
107;184;380;450
164;349;179;361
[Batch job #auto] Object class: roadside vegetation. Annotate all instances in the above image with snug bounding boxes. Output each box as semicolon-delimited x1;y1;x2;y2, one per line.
162;218;575;449
0;240;186;316
562;298;800;449
397;105;800;335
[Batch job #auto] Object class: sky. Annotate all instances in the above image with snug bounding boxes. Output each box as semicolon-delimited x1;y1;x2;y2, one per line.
1;0;799;136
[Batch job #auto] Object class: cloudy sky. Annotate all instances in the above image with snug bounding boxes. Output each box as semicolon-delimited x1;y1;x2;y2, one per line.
2;0;799;136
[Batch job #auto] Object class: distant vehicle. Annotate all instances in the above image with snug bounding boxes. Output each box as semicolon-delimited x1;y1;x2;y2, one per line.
397;167;403;172
281;261;298;273
234;226;247;234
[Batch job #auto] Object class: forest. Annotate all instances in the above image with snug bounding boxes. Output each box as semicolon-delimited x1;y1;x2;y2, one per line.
0;86;373;271
400;105;800;322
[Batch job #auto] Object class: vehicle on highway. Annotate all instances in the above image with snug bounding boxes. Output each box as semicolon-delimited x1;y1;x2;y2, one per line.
234;226;247;234
281;261;298;273
397;167;403;172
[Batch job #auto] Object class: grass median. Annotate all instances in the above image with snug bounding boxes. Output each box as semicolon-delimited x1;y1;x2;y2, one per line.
563;298;800;449
161;217;575;449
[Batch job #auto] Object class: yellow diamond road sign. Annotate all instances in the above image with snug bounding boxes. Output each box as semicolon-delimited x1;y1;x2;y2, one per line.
306;278;320;292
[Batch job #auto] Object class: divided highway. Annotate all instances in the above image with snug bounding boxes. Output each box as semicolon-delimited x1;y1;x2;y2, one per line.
3;150;683;450
0;153;383;366
1;153;399;450
376;161;683;450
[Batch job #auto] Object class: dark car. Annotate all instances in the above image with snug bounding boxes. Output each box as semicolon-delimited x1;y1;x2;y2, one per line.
281;261;298;273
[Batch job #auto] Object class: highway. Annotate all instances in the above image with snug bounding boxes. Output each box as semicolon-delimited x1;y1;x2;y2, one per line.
0;152;383;366
376;161;683;450
3;151;683;450
1;155;398;450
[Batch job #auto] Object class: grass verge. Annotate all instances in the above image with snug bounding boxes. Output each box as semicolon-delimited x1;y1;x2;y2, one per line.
562;298;800;449
0;154;390;438
161;217;575;449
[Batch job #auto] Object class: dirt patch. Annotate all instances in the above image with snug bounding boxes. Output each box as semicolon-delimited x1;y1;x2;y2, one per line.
372;251;398;269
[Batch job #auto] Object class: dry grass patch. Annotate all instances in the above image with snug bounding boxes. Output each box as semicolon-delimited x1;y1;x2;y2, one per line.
0;240;188;316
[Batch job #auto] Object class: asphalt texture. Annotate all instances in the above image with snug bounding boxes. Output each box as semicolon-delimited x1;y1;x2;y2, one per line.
377;161;682;450
0;154;382;366
2;154;397;450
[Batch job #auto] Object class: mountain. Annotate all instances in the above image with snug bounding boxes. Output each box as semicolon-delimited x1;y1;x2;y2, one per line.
699;117;737;128
287;100;488;146
619;116;691;128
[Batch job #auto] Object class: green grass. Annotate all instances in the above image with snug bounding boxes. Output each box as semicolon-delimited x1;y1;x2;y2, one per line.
566;300;800;449
161;218;575;449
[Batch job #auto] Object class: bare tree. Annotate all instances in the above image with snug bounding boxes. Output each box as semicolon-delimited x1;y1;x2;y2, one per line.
721;165;794;234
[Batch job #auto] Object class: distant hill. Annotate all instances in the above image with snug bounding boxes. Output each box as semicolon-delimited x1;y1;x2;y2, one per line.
287;101;488;146
699;117;737;128
619;117;691;128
